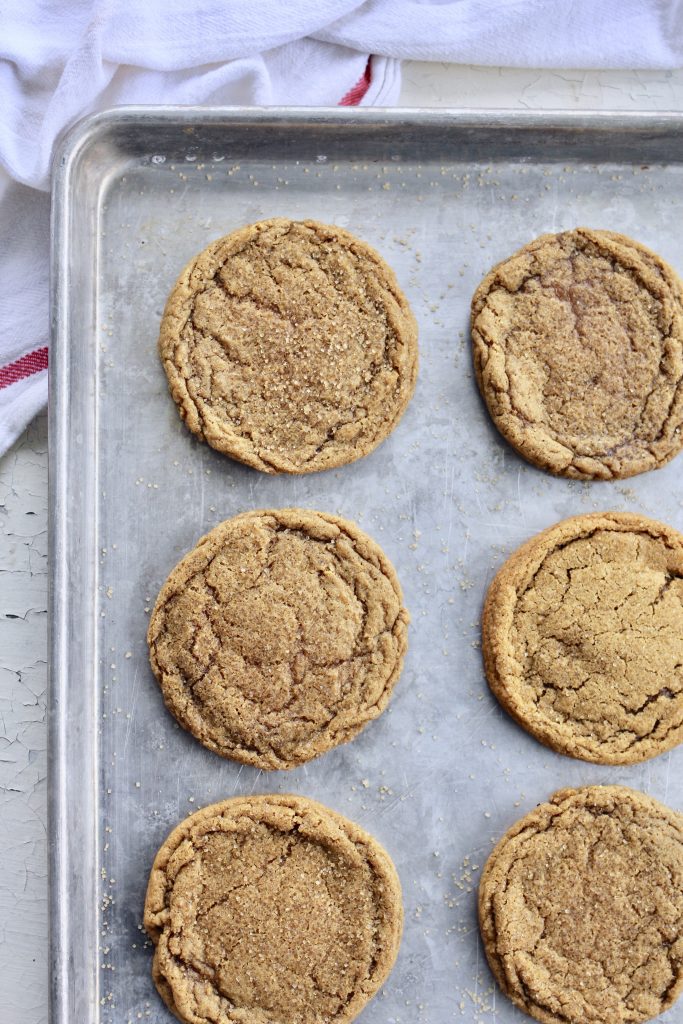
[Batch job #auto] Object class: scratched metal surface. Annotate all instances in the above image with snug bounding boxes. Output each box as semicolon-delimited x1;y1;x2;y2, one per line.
50;109;683;1024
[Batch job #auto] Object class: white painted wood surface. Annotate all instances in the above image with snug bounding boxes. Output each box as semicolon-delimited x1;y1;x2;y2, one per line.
2;61;683;1023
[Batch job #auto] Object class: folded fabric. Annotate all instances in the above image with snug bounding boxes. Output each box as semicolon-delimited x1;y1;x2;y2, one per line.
1;0;682;455
318;0;683;66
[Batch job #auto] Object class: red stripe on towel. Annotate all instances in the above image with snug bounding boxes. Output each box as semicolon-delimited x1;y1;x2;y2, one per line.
339;58;372;106
0;347;48;389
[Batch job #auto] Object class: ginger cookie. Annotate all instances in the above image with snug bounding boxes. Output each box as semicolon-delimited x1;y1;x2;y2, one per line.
159;218;418;473
482;512;683;764
471;228;683;479
147;508;409;770
144;794;403;1024
479;785;683;1024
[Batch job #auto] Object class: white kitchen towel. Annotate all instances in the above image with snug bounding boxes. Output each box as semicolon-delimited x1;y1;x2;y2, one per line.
1;0;682;454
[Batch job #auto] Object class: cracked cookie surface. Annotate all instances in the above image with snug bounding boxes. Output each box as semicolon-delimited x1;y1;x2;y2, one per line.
479;785;683;1024
144;794;403;1024
471;228;683;479
482;512;683;764
159;218;418;473
147;508;409;769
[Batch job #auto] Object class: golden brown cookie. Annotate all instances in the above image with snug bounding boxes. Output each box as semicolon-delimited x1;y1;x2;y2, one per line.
144;794;403;1024
147;508;409;769
159;217;418;473
471;228;683;479
479;785;683;1024
482;511;683;764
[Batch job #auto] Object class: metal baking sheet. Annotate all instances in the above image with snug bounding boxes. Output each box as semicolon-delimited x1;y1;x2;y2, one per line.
50;108;683;1024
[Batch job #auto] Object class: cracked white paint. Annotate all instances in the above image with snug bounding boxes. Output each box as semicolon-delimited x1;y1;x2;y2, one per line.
0;412;48;1024
2;63;683;1024
399;62;683;110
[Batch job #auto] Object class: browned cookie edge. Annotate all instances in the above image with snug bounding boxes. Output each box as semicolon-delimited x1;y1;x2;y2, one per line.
147;508;409;770
478;785;683;1024
471;228;683;480
158;218;418;474
481;511;683;765
143;794;404;1024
